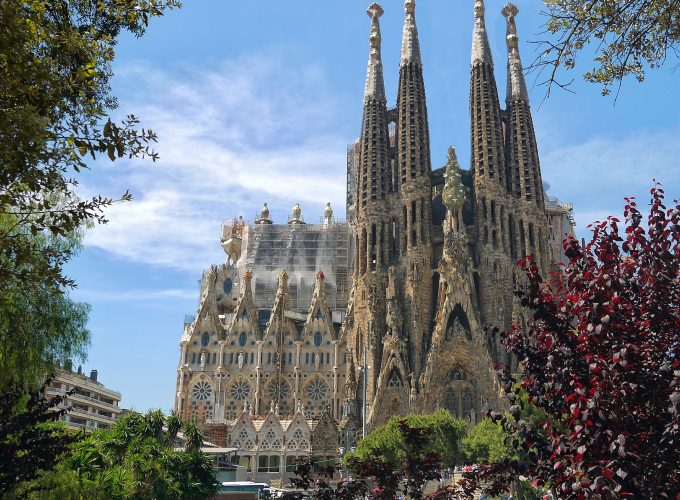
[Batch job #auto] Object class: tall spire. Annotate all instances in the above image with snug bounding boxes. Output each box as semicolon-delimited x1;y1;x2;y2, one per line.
502;2;544;209
469;0;505;185
471;0;493;66
364;3;386;101
503;3;528;102
401;0;421;66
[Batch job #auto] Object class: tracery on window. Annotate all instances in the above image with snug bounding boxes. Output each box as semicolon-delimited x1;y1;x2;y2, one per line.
230;380;251;401
191;381;213;401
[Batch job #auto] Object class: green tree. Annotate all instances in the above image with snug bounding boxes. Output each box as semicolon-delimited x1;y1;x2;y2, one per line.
537;0;680;95
0;0;180;297
462;419;513;464
18;410;218;499
344;410;468;470
0;215;90;386
0;378;79;496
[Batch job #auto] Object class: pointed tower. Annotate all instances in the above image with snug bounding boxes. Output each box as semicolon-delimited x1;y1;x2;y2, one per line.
395;0;433;378
470;0;506;189
502;3;550;271
469;0;515;345
349;2;392;422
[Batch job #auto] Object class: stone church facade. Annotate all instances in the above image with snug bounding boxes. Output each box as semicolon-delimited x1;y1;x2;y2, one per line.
174;0;574;446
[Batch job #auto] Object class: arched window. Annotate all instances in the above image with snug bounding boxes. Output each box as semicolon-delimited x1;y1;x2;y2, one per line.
463;388;473;416
223;278;233;294
239;331;247;347
445;388;459;417
201;332;210;347
313;331;322;347
388;369;403;388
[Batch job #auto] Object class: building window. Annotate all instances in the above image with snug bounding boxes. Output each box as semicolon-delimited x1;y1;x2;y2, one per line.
268;352;272;364
230;381;251;400
306;353;310;365
258;455;280;473
212;352;217;364
191;381;213;401
239;331;247;347
307;379;329;400
201;332;210;347
223;278;233;294
314;331;322;347
192;353;196;364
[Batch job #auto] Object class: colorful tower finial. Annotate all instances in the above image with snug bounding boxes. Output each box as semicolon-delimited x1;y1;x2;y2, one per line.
401;0;421;66
471;0;493;67
502;3;528;101
364;3;386;101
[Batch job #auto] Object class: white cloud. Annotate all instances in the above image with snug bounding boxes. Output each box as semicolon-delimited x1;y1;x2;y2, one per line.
82;55;349;272
540;126;680;238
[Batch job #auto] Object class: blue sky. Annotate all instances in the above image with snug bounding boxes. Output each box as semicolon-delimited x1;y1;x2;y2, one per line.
66;0;679;412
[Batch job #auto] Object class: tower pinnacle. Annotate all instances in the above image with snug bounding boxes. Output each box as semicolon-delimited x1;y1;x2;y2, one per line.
471;0;493;66
401;0;421;66
364;3;386;101
503;3;528;101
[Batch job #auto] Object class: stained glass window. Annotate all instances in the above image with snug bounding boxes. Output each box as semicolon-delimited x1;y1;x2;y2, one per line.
230;381;251;400
191;381;213;402
307;379;328;401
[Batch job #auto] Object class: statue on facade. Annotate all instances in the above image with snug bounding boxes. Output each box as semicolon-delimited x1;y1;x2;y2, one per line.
200;352;206;368
237;352;244;370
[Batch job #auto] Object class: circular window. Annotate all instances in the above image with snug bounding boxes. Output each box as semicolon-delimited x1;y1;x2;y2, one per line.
239;331;247;347
268;380;290;400
191;381;213;402
201;332;210;347
307;379;328;401
230;381;251;400
313;331;322;347
223;278;233;294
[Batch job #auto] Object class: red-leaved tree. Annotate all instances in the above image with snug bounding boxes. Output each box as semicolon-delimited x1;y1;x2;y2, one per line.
478;185;679;499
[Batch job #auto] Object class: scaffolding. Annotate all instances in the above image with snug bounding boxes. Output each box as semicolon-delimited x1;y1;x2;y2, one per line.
236;221;352;314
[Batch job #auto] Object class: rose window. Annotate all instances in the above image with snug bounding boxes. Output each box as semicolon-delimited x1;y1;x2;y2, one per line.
268;380;290;400
230;381;251;400
307;379;328;401
191;381;213;401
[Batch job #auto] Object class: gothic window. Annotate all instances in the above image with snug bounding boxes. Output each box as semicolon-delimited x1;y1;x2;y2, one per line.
450;368;465;381
223;278;233;294
315;308;323;321
463;388;473;416
201;332;210;347
388;369;403;388
445;388;459;417
191;381;213;401
230;381;251;401
307;379;328;401
314;331;322;347
239;331;247;347
192;352;196;364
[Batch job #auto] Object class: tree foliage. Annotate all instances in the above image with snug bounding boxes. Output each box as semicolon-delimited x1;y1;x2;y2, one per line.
0;377;78;495
471;185;680;498
461;418;513;464
295;418;464;500
0;216;90;386
536;0;680;96
19;410;217;499
344;409;468;470
0;0;179;295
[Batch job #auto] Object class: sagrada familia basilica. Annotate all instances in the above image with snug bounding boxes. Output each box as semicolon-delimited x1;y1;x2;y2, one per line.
174;0;575;471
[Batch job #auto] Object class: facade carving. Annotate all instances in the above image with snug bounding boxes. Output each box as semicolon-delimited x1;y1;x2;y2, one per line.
174;0;575;443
